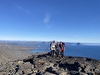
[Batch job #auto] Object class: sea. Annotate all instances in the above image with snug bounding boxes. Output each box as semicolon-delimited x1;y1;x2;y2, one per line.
0;41;100;60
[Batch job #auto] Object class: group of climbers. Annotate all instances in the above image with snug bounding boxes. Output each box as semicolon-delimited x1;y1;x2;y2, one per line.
50;40;65;57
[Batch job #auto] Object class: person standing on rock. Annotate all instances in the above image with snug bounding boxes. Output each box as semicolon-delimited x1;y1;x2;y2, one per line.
50;40;57;57
59;41;65;57
55;42;60;57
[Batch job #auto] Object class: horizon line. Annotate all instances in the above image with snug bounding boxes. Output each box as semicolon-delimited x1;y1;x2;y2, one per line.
0;40;100;43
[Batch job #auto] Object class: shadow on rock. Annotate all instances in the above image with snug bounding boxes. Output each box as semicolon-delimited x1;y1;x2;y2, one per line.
23;56;34;64
45;67;59;75
37;52;51;58
59;62;80;71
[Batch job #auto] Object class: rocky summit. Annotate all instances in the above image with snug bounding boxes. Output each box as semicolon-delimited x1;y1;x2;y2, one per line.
0;53;100;75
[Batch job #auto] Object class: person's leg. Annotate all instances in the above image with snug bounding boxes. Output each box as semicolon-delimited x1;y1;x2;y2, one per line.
59;52;62;57
56;50;59;57
62;50;64;57
53;50;55;56
54;50;57;56
51;50;53;57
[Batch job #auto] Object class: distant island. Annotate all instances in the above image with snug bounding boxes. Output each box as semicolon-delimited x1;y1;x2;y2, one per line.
77;42;81;45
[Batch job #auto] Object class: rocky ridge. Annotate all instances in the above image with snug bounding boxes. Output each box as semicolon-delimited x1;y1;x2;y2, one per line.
0;53;100;75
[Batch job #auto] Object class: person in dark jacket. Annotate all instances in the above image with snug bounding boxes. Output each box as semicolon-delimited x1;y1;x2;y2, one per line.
55;42;60;57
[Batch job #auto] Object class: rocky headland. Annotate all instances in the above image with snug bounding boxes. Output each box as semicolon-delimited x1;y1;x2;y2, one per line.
0;52;100;75
0;43;34;64
0;42;100;75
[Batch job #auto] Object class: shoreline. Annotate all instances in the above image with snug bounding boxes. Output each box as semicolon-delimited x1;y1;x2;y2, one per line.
0;43;100;64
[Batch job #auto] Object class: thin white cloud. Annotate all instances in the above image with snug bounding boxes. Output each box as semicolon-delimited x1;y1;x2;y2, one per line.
43;13;50;25
26;10;31;15
15;4;23;10
15;4;32;15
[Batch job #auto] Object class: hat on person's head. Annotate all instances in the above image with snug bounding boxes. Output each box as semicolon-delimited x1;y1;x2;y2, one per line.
53;40;55;43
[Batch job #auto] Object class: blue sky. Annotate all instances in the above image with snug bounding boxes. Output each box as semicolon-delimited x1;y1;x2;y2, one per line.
0;0;100;42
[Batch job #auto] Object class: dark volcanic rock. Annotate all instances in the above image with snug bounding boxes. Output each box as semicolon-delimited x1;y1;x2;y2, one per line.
0;53;100;75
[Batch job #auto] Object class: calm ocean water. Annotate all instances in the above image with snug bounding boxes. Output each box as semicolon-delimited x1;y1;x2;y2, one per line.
0;41;100;60
66;45;100;60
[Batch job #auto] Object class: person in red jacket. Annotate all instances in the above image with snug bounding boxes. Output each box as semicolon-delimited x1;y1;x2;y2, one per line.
59;41;65;57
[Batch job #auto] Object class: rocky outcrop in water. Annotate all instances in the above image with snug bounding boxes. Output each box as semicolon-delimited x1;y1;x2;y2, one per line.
0;53;100;75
